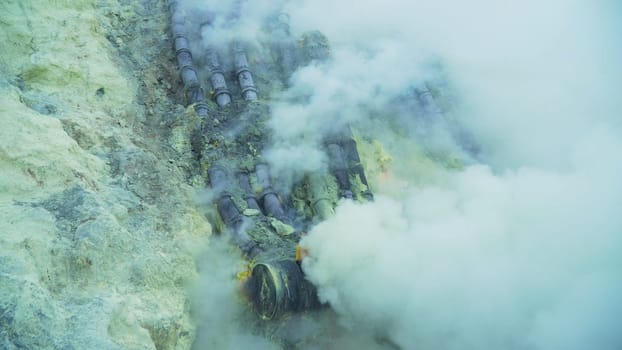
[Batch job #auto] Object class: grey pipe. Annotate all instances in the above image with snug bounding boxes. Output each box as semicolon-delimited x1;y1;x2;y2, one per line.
255;164;288;223
307;172;335;220
168;0;209;117
267;12;299;81
278;41;298;81
199;18;231;106
237;171;261;211
208;166;260;257
275;14;297;76
207;166;242;229
233;43;258;101
340;138;374;201
326;143;353;199
205;48;232;106
228;0;243;23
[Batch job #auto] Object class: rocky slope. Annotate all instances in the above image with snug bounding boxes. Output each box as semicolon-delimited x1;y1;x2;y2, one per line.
0;0;466;348
0;1;211;349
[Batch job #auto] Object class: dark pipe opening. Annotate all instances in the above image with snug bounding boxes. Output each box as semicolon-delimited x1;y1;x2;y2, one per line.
247;260;321;320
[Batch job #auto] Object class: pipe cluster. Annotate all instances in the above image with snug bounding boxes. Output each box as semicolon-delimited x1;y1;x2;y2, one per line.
169;0;259;110
325;135;374;202
206;163;294;258
207;165;261;257
207;162;321;320
167;2;376;320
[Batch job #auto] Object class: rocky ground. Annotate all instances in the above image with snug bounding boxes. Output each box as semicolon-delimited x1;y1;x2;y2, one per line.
0;1;212;349
0;0;462;349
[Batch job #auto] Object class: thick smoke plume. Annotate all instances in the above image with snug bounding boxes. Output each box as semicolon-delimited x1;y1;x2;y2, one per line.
191;239;280;350
293;0;622;349
186;0;622;348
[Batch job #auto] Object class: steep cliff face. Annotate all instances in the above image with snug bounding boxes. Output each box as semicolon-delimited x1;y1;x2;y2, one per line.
0;1;211;349
10;1;615;350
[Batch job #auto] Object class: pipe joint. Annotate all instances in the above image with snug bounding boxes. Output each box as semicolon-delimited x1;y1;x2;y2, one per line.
180;64;198;77
235;67;251;76
213;87;232;99
193;102;209;117
260;188;278;199
241;89;258;101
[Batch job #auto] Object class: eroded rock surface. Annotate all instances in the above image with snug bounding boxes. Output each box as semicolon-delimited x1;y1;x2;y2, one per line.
0;1;210;349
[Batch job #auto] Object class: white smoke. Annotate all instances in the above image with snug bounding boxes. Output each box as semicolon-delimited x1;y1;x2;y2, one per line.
180;0;285;46
289;0;622;349
191;239;280;350
184;0;622;348
302;149;622;349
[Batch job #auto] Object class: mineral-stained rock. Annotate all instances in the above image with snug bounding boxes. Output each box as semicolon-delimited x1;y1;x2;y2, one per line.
0;0;211;349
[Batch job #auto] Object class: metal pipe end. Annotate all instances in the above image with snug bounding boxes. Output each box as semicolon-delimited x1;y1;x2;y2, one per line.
247;260;318;320
175;48;193;60
215;92;232;106
249;262;282;320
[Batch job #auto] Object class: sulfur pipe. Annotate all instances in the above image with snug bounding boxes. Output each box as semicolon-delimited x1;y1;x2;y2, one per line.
267;12;298;81
201;29;232;107
255;164;288;223
275;13;297;75
237;171;261;211
339;137;373;201
168;0;209;117
326;143;353;199
307;173;335;220
208;166;260;257
233;43;258;101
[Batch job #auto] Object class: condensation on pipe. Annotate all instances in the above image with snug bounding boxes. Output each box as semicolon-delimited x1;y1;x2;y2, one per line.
233;43;258;101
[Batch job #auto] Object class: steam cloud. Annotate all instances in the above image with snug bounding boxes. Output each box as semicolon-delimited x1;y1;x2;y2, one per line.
187;0;622;348
192;240;280;350
294;0;622;349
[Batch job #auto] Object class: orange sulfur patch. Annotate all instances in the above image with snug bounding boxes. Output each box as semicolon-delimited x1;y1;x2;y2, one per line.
296;245;310;262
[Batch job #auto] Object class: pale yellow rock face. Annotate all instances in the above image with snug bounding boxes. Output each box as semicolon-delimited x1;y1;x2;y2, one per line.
0;1;211;349
0;85;105;197
0;0;131;109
